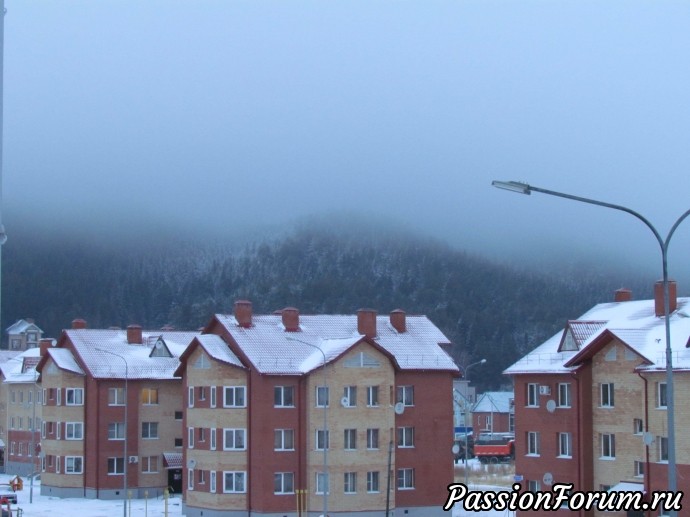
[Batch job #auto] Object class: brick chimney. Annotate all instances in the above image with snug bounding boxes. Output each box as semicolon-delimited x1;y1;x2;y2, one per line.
40;338;53;357
390;309;406;333
71;319;87;329
655;280;677;317
357;309;377;338
235;300;253;328
127;324;143;345
614;288;632;302
282;307;300;332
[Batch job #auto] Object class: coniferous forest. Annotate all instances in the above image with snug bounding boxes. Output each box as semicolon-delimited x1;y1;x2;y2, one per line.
2;218;653;390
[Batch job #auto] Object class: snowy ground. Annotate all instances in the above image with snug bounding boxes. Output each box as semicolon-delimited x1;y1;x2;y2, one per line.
0;473;514;516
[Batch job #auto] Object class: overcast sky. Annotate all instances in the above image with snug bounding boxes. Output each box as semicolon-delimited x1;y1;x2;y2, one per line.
3;1;690;282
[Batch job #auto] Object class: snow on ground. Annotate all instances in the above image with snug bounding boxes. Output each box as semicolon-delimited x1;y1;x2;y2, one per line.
0;472;513;517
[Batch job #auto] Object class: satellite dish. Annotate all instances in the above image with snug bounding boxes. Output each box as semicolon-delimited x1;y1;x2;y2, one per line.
394;402;405;415
546;400;556;413
542;472;553;486
643;432;655;446
187;459;197;469
452;444;460;454
340;396;350;407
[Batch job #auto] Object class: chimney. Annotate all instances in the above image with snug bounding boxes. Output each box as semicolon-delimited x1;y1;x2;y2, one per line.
234;300;253;328
614;288;632;302
127;324;143;345
40;338;53;357
71;319;87;330
390;309;406;333
655;280;677;317
282;307;300;332
357;309;377;338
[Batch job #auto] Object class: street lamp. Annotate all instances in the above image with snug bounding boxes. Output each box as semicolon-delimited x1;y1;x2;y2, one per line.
460;358;486;485
493;180;690;509
285;336;328;517
95;348;129;517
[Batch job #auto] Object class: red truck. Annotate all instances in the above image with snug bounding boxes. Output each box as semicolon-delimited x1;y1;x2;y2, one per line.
473;433;515;464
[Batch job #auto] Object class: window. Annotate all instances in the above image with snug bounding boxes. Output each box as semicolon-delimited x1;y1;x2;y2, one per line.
635;460;644;477
223;386;246;407
57;389;62;406
188;469;194;490
274;429;295;451
274;386;295;407
367;428;379;449
199;386;206;401
108;388;125;406
633;418;644;435
141;388;159;405
557;383;571;408
316;472;329;494
66;388;84;406
211;428;217;450
188;427;194;448
175;411;183;420
659;436;668;462
558;432;572;458
108;457;125;475
601;433;616;458
367;386;379;407
344;472;357;494
223;429;246;450
316;429;330;450
210;471;217;493
198;428;206;442
210;386;217;408
316;386;329;407
188;387;194;408
65;456;83;474
600;383;614;407
367;471;380;493
509;412;515;433
10;391;15;404
66;422;84;440
526;383;539;407
198;470;206;485
19;391;23;404
344;429;357;450
142;422;159;439
274;472;294;494
397;468;414;490
108;423;125;440
175;438;183;448
142;456;159;473
223;471;246;493
343;386;357;407
9;417;14;430
527;431;540;456
396;386;414;406
528;480;541;492
56;455;61;473
28;391;33;404
657;382;667;408
397;427;414;448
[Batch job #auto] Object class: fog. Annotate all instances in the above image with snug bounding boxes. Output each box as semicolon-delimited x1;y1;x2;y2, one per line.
3;1;690;284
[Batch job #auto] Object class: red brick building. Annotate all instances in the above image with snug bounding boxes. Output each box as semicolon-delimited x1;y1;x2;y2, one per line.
505;283;690;517
176;302;459;517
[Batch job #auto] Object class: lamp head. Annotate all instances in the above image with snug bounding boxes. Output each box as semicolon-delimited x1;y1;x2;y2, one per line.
491;180;531;195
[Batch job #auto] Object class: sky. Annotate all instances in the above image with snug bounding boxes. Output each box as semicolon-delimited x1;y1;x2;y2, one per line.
2;1;690;282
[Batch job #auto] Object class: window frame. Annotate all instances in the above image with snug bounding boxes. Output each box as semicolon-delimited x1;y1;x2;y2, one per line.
274;386;295;408
223;471;247;494
557;383;571;408
223;428;247;451
223;386;247;408
600;383;615;408
601;433;616;459
527;431;540;456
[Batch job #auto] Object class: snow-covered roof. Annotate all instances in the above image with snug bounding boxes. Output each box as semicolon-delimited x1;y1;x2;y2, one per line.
472;391;514;413
5;319;42;335
193;335;244;368
46;348;86;376
505;297;690;375
1;348;41;383
214;313;457;375
64;329;199;380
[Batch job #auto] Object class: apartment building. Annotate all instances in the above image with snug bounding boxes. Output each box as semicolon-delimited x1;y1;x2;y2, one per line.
35;320;198;499
0;347;41;475
176;302;459;517
505;283;690;517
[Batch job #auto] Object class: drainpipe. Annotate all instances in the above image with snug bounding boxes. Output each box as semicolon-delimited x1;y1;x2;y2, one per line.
570;371;582;517
636;370;650;517
247;369;253;515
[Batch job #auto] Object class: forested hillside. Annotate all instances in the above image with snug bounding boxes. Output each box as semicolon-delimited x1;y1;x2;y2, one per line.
2;221;652;389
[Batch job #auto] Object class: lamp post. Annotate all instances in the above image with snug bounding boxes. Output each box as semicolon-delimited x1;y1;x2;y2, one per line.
461;358;486;485
96;348;129;517
286;336;328;517
493;180;690;509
